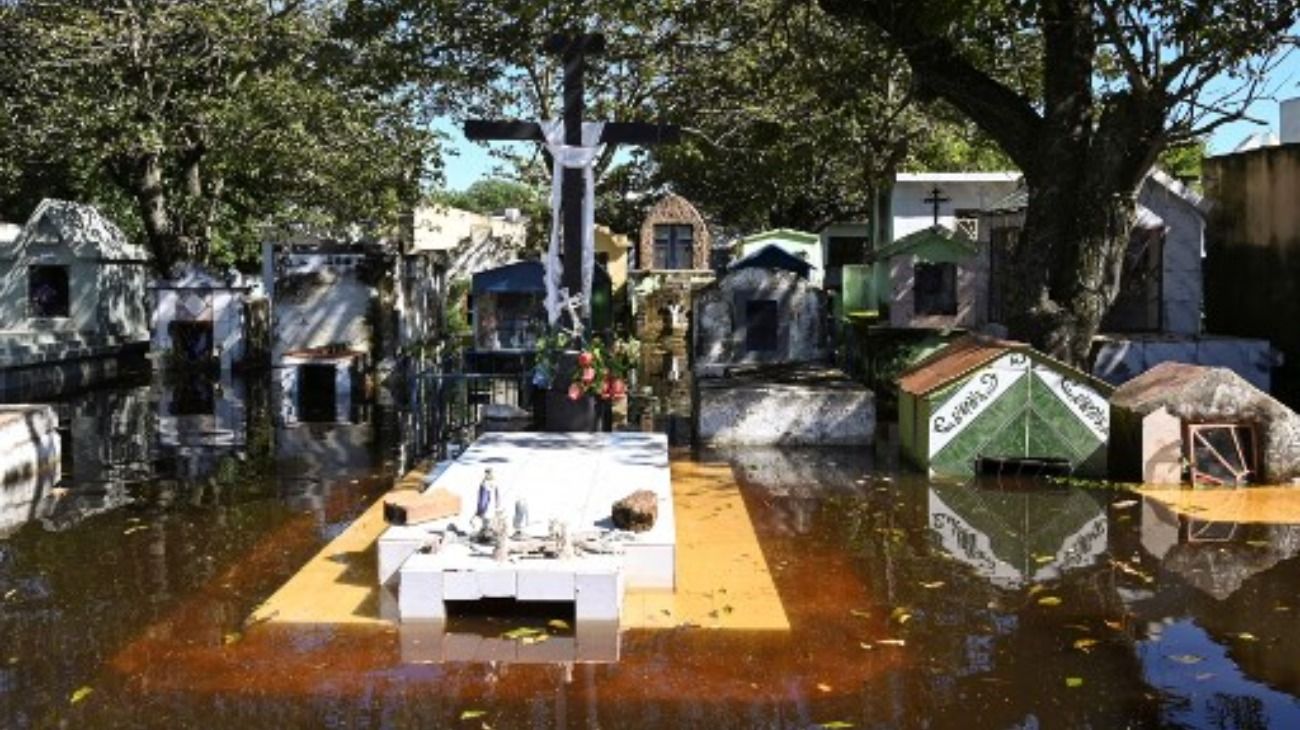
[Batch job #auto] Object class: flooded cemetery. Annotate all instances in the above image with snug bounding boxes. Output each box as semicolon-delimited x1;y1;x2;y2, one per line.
7;4;1300;729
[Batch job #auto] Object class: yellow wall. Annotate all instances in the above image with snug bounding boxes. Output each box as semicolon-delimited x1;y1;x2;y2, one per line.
595;224;631;294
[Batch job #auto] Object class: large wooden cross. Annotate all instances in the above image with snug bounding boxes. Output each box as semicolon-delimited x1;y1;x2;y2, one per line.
465;32;679;329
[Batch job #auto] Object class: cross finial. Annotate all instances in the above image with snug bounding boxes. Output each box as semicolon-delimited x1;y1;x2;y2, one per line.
923;186;950;227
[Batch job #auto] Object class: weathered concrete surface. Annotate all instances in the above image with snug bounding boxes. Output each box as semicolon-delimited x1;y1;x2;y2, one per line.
697;366;874;446
1111;361;1300;483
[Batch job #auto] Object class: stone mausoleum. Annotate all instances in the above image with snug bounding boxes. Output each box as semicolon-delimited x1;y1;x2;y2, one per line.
0;200;151;397
628;193;716;441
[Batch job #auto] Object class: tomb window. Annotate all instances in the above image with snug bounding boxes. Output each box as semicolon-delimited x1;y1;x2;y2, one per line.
745;299;779;352
914;262;958;316
28;265;70;318
653;224;694;269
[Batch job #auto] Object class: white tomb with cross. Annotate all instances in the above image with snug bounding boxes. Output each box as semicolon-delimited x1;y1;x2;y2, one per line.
377;432;675;623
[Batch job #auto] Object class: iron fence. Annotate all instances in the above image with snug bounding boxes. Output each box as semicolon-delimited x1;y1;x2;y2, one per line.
407;370;534;460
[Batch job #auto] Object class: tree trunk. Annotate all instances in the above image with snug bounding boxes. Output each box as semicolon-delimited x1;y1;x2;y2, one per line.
1004;173;1136;365
133;151;178;274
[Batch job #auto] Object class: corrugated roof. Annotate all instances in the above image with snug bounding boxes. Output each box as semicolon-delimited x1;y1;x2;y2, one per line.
897;335;1019;396
897;334;1114;397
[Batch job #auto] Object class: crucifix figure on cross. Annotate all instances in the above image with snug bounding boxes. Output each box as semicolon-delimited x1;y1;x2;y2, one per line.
923;186;950;227
465;32;679;334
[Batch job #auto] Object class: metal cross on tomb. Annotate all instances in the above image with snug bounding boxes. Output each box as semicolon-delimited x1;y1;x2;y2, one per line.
924;186;950;227
465;32;680;330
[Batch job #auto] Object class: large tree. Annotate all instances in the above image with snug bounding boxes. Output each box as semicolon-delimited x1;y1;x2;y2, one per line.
822;0;1297;362
0;0;436;273
648;0;1011;233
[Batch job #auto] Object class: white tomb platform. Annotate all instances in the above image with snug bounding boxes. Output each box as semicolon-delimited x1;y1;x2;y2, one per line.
378;432;674;622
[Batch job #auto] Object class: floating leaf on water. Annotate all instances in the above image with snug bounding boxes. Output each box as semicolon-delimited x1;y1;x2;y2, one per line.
1237;632;1258;642
1073;638;1099;652
1245;540;1271;548
1032;554;1054;565
70;686;93;704
876;638;906;647
889;607;912;624
1168;654;1204;665
1037;596;1063;607
123;525;148;536
1028;585;1047;596
859;642;873;650
849;609;871;619
1194;673;1216;682
1111;499;1138;510
816;682;832;693
820;722;855;729
1105;620;1124;631
1275;605;1293;612
459;709;487;720
7;656;18;665
519;634;550;645
1065;677;1084;688
919;581;945;589
223;632;242;646
500;627;544;640
547;619;571;631
3;589;16;601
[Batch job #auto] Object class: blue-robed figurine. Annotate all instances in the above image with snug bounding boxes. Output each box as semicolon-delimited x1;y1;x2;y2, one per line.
476;468;499;519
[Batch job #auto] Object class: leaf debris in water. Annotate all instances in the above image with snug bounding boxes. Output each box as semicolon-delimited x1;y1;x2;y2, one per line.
123;525;149;536
1237;632;1259;642
919;581;945;589
1065;677;1084;688
849;609;871;619
816;682;832;693
820;722;855;729
1037;596;1063;607
500;627;545;641
459;709;487;720
876;638;906;647
1168;654;1204;665
1111;499;1138;510
70;686;93;704
547;619;571;631
1073;638;1099;652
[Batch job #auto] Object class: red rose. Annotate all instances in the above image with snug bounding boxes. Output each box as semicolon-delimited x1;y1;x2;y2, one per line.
567;383;582;401
577;351;594;367
581;367;596;384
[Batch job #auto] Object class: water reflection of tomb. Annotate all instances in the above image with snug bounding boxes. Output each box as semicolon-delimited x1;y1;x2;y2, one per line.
1139;498;1300;600
928;483;1109;589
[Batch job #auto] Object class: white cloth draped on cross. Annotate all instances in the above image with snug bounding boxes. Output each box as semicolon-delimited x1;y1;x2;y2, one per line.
540;119;605;326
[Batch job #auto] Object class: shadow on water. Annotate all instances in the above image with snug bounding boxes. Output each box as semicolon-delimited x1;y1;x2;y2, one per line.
2;394;1300;727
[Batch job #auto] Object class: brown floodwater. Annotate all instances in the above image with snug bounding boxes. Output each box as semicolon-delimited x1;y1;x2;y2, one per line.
2;378;1299;728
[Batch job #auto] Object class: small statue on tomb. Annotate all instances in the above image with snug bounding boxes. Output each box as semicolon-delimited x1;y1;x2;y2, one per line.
491;510;509;562
513;498;530;537
476;468;499;519
549;519;574;560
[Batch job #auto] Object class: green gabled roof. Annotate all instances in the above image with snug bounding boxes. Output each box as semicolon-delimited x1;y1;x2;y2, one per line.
873;224;978;262
736;228;820;250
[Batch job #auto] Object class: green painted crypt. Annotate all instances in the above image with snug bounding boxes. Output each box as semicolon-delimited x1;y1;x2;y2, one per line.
897;336;1113;477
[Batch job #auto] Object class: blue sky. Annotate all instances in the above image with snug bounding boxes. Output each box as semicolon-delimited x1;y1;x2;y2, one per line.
437;54;1300;191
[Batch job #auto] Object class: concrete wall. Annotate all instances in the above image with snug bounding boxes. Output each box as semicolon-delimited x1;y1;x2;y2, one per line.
1204;146;1300;406
1138;175;1204;335
271;254;375;364
892;175;1021;241
887;248;987;330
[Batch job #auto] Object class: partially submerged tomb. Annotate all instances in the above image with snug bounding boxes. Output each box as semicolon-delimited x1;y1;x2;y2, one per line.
1109;362;1300;485
378;432;674;623
898;336;1113;478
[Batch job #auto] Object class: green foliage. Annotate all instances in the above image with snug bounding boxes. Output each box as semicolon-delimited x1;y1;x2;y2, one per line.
0;0;438;272
1158;140;1207;185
